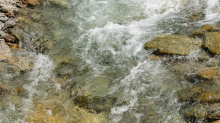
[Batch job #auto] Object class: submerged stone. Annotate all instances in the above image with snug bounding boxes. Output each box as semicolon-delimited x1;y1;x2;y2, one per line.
212;121;220;123
203;25;220;32
0;82;8;95
8;49;35;71
182;103;220;122
171;61;202;79
204;32;220;55
177;81;220;103
74;77;116;112
183;103;209;119
193;25;220;35
27;100;109;123
22;0;40;5
46;0;70;7
144;35;202;55
0;39;10;61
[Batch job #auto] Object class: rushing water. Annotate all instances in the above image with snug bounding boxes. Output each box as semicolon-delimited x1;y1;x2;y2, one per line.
1;0;220;122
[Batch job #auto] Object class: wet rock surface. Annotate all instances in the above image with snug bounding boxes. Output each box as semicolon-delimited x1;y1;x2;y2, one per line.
144;24;220;122
0;0;220;123
22;0;39;5
0;39;10;61
204;32;220;55
144;35;202;55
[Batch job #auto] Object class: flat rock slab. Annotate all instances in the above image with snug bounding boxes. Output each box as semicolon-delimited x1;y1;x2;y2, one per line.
204;32;220;55
0;39;10;61
144;35;202;55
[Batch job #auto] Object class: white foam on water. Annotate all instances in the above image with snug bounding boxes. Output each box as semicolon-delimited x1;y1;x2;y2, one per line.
1;0;220;122
23;54;59;101
68;1;220;122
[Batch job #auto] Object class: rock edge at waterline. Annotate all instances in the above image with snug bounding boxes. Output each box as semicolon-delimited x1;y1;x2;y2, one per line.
144;35;202;55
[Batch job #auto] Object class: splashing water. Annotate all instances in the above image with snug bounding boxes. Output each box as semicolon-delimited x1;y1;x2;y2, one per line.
0;0;220;122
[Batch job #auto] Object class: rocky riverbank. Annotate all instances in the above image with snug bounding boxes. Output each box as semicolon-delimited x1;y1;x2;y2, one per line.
0;0;110;122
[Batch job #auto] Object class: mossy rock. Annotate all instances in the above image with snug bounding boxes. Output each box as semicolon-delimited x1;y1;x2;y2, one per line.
144;35;202;55
204;32;220;55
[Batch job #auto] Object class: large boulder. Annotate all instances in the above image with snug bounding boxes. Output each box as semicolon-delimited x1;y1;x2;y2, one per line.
144;35;202;55
204;32;220;55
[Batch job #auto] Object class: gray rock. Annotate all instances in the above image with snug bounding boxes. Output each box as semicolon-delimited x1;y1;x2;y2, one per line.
0;13;8;22
4;20;16;27
0;4;19;13
0;21;4;30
